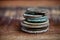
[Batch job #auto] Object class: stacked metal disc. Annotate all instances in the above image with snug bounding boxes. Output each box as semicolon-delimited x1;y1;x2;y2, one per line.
21;8;49;33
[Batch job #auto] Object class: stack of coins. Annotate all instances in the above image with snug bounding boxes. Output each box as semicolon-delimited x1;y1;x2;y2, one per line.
21;8;49;33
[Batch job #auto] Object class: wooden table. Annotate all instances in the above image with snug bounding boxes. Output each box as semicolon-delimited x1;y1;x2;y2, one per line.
0;18;60;40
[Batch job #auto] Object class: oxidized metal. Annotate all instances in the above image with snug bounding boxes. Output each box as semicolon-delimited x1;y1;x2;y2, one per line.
21;8;49;33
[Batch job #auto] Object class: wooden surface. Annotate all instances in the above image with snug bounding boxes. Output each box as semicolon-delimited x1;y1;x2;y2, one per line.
0;1;60;7
0;18;60;40
0;1;60;40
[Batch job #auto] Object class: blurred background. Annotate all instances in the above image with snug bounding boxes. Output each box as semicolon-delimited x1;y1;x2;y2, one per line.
0;1;60;40
0;1;60;25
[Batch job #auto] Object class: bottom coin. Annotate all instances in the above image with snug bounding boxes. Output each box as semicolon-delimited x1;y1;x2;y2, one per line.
21;26;49;33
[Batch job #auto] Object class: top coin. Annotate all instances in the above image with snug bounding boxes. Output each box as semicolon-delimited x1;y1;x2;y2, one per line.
24;7;48;18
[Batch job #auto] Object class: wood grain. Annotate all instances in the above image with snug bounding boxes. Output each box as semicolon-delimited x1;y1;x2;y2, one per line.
0;1;60;7
0;18;60;40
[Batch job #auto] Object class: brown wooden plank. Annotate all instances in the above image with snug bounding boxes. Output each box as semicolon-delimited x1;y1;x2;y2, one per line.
0;1;60;7
0;19;60;40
